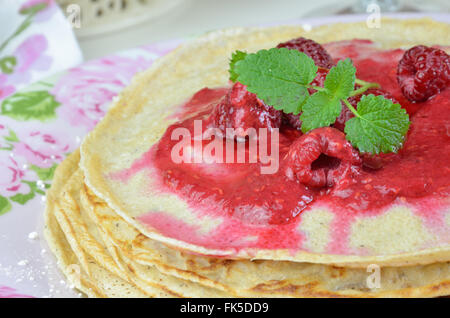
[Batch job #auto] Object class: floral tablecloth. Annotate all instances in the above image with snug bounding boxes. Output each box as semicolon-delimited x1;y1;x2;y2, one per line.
0;0;82;98
0;1;182;297
0;38;181;214
0;39;183;297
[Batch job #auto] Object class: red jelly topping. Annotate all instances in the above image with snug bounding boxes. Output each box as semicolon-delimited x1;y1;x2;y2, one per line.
212;82;282;139
115;40;450;252
285;127;362;188
397;45;450;102
277;37;334;69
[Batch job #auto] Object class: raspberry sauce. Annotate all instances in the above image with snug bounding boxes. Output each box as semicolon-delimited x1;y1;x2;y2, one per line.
115;40;450;253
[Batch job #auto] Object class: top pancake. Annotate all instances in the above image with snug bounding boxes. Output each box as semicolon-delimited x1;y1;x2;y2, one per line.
79;18;450;266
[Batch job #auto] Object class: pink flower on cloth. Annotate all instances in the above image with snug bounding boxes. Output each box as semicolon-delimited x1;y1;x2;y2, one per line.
0;286;33;298
0;75;16;100
7;34;52;86
0;0;80;104
13;129;72;168
53;55;154;130
0;151;32;197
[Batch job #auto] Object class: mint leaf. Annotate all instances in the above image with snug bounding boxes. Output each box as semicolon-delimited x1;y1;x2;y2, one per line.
1;90;60;122
324;58;356;99
344;94;410;154
229;50;247;82
228;48;410;154
300;92;342;132
234;48;317;114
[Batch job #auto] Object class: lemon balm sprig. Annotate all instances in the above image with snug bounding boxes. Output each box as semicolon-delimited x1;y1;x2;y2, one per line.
229;48;410;154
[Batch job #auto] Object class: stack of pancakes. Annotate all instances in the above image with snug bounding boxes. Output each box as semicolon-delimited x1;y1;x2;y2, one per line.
44;19;450;297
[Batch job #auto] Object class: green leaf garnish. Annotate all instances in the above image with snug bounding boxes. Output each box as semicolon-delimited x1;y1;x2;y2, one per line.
344;95;410;154
323;58;356;99
9;191;35;205
300;59;356;132
232;48;317;115
229;48;411;154
300;92;341;132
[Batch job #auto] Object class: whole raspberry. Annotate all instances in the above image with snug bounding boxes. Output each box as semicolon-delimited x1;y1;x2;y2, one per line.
397;45;449;102
309;67;328;92
285;127;361;188
282;113;302;130
333;88;399;132
277;37;334;69
212;82;282;139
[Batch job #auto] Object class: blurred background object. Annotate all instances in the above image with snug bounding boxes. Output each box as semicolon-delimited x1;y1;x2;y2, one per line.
43;0;450;59
57;0;183;37
307;0;450;15
0;0;82;99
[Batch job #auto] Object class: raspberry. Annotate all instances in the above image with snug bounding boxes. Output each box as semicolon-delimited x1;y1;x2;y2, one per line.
397;45;449;102
285;127;361;188
277;37;334;69
212;82;282;139
282;113;302;130
333;88;399;132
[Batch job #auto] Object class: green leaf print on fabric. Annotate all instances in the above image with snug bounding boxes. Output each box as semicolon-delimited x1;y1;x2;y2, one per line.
9;191;35;205
9;180;47;206
30;164;57;181
0;56;17;74
1;90;60;121
4;130;19;143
